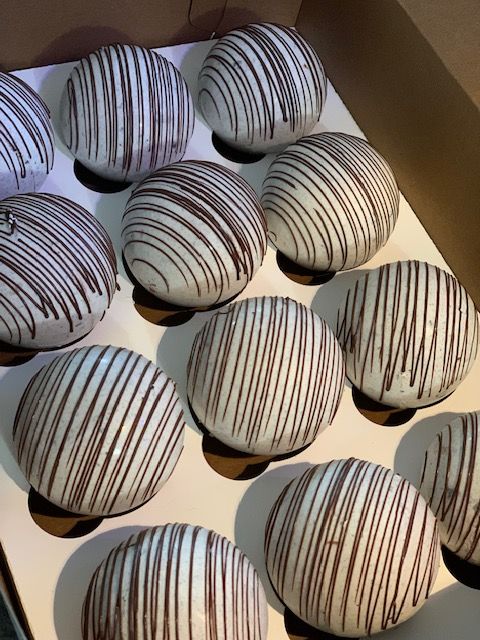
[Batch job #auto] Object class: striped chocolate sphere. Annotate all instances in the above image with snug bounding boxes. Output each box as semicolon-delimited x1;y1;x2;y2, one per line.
122;160;267;307
198;23;327;153
60;44;194;181
13;345;185;516
262;132;399;272
337;260;479;408
265;458;440;637
0;193;116;349
420;412;480;565
0;72;54;200
187;297;345;455
82;523;268;640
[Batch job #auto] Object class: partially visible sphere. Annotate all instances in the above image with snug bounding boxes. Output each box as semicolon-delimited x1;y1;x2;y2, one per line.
265;458;440;637
82;524;268;640
0;72;54;199
0;193;116;348
122;160;267;307
60;44;194;181
420;412;480;565
187;296;345;455
13;345;185;516
263;132;399;272
198;23;327;153
337;260;479;408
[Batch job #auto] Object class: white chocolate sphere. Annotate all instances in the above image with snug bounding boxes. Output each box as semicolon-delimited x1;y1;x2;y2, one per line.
0;72;54;199
82;524;268;640
262;132;399;271
337;261;479;408
265;458;440;637
13;345;185;516
0;193;116;349
187;297;345;455
60;44;194;182
198;23;327;153
420;412;480;565
122;160;267;307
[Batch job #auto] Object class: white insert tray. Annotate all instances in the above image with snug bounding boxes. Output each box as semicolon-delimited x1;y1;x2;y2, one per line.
0;38;479;640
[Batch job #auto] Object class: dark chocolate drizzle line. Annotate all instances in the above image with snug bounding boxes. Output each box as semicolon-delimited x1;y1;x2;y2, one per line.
187;297;345;454
122;160;267;304
64;44;194;179
336;260;479;405
199;24;326;146
0;72;54;190
263;132;399;271
265;459;440;636
0;193;116;345
420;412;480;562
82;524;266;639
13;345;184;515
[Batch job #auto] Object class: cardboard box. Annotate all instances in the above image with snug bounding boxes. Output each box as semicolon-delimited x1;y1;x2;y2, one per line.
1;2;479;638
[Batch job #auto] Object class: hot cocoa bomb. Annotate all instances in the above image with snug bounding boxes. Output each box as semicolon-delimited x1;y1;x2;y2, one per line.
0;72;54;200
13;345;185;516
82;524;268;640
122;160;267;308
265;458;440;637
0;193;116;349
262;132;400;272
337;260;479;409
60;44;194;182
187;296;345;455
198;23;327;154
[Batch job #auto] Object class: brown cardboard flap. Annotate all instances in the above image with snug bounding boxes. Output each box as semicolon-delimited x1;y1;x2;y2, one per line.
297;0;480;308
0;0;302;71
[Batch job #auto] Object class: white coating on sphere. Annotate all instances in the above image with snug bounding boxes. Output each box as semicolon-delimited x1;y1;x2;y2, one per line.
187;296;345;455
82;523;268;640
198;23;327;153
60;44;194;181
262;132;399;272
122;160;267;307
13;345;185;516
420;412;480;565
0;193;116;349
0;72;54;200
265;458;440;637
337;260;479;408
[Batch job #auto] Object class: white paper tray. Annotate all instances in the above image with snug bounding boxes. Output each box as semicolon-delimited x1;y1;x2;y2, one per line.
0;39;479;640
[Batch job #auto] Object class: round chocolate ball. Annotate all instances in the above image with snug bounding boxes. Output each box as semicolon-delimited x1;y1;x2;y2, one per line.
13;345;185;516
0;193;116;349
420;412;480;565
0;72;54;200
82;524;268;640
122;160;267;307
265;458;440;637
60;44;194;182
337;260;479;409
262;132;399;272
187;296;345;455
198;23;327;154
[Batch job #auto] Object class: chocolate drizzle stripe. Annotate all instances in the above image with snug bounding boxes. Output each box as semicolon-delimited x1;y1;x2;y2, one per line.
122;161;267;304
265;459;440;636
336;260;479;405
187;297;345;454
0;193;116;346
262;132;399;271
13;345;184;516
420;412;480;562
82;524;267;639
63;44;194;179
0;72;54;191
199;23;326;146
